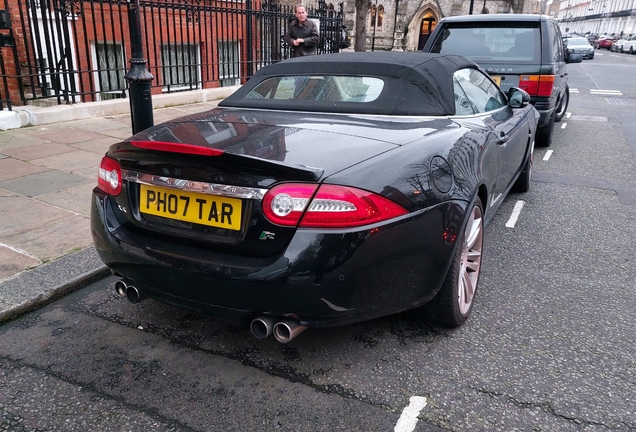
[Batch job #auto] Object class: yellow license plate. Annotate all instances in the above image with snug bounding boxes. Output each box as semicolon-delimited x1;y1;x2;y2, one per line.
140;184;242;230
491;75;502;86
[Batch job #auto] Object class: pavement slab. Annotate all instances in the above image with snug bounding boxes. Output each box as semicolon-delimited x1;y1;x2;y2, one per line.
31;149;104;174
101;126;134;139
34;129;111;144
0;170;93;198
3;215;91;261
0;158;50;181
0;194;73;236
69;136;121;154
1;142;76;160
0;245;41;281
38;182;96;217
0;132;50;149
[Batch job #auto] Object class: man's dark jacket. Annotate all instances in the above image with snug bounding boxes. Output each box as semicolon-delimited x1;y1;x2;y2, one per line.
283;19;320;58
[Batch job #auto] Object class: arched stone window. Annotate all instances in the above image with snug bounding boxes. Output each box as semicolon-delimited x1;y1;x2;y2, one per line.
370;4;384;28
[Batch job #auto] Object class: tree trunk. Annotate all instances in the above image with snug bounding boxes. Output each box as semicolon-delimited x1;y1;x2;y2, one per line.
354;0;369;52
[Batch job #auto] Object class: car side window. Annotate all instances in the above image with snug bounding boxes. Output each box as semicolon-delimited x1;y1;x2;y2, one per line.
453;68;506;114
453;77;475;115
551;23;564;62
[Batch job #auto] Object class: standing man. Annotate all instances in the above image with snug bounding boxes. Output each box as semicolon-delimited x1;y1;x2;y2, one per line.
283;5;320;58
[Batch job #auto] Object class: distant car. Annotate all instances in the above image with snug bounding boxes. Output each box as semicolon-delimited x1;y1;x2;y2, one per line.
622;36;636;54
610;38;627;52
422;13;582;147
586;34;599;42
321;23;351;52
594;36;616;50
566;37;595;59
91;52;538;341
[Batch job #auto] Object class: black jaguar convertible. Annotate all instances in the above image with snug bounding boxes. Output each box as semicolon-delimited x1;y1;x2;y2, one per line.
91;52;538;343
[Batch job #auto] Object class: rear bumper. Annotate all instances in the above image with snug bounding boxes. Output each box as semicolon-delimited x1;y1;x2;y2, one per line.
91;188;466;327
532;99;556;129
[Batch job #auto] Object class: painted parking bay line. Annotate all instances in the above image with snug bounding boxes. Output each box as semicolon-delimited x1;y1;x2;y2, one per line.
590;89;622;96
543;150;553;161
561;122;567;129
505;200;525;228
394;396;427;432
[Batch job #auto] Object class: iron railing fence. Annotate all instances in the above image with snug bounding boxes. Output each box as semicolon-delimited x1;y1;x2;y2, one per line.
0;0;344;109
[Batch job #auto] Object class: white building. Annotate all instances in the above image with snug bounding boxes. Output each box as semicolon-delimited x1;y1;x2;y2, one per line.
557;0;636;37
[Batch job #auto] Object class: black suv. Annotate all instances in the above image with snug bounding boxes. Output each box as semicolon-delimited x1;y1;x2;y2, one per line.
423;14;582;146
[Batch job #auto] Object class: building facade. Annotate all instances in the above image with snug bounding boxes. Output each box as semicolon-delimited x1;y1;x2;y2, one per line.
339;0;535;52
557;0;636;37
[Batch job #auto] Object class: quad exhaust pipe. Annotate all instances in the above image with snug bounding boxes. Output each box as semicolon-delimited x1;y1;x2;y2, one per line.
250;316;307;343
115;280;305;342
114;279;146;304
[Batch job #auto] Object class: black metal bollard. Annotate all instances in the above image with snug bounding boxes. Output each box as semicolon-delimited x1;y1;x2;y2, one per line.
125;0;154;135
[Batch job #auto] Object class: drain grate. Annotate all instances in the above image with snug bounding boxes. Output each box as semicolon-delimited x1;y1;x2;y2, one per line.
606;97;636;106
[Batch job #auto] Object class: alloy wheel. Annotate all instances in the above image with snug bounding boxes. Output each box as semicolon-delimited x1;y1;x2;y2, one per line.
457;204;483;315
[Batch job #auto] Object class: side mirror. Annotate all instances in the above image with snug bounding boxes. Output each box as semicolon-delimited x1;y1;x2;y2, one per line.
567;52;583;63
508;87;530;108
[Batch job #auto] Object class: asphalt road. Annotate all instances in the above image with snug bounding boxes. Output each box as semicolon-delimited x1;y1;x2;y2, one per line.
1;50;635;431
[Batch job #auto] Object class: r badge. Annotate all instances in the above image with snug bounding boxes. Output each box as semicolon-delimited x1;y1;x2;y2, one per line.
259;231;275;240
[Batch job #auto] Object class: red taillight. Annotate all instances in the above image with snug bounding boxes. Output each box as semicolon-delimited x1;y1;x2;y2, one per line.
262;183;409;228
519;75;554;97
131;141;224;156
97;156;122;196
261;184;319;226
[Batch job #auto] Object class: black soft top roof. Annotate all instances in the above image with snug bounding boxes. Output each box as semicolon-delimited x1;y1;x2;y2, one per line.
220;52;479;116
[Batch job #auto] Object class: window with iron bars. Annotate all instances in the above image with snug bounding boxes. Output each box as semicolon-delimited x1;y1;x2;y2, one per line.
218;41;240;87
161;44;200;91
94;42;127;100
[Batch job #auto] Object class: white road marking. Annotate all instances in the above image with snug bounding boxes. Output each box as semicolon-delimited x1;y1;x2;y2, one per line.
570;89;579;93
561;122;567;129
590;89;622;95
394;396;428;432
543;150;553;161
566;112;572;118
505;200;525;228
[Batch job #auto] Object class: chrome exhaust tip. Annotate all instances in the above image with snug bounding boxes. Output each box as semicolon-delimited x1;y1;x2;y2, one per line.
250;316;277;339
273;319;307;344
114;280;128;298
125;285;145;304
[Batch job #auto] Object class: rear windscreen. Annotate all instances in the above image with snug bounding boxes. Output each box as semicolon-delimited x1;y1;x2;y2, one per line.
431;22;541;63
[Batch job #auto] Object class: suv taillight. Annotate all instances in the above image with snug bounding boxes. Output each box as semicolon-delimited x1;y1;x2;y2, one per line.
519;74;555;98
262;183;408;228
97;156;122;196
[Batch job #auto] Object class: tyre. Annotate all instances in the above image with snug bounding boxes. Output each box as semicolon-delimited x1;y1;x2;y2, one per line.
419;198;484;327
630;47;634;54
512;139;534;193
554;86;569;122
536;110;556;147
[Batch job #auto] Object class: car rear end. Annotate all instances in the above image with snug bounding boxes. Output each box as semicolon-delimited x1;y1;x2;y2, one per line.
91;109;460;328
423;14;565;137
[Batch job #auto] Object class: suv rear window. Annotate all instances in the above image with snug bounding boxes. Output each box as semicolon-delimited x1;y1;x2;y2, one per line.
430;22;541;63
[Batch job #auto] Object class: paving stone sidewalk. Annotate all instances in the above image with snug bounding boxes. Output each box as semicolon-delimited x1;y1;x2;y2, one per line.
0;100;221;322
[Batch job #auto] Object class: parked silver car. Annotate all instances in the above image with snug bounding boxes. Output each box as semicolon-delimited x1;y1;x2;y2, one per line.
566;37;595;59
622;36;636;54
